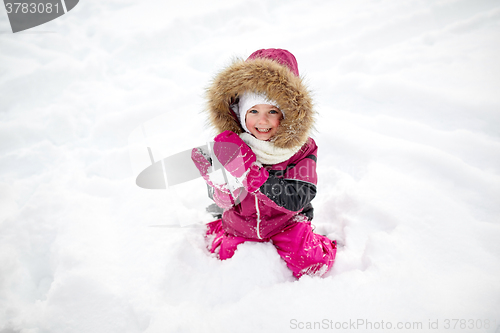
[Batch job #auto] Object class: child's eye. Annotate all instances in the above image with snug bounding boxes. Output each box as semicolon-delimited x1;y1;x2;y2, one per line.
249;109;258;114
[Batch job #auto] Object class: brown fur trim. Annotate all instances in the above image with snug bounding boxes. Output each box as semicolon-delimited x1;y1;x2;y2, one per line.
205;57;315;149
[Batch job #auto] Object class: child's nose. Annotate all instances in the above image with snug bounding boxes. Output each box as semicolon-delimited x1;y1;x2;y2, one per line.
257;114;269;123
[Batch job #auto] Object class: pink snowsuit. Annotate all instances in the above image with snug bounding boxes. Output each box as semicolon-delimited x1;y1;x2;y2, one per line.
206;138;337;278
200;48;337;278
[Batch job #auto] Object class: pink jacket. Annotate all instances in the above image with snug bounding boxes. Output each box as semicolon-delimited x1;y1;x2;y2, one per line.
222;138;318;240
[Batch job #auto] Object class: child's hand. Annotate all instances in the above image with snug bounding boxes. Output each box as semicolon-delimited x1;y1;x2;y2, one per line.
191;147;244;208
213;131;256;178
213;187;244;209
191;147;212;178
213;131;269;193
242;163;269;193
191;147;227;189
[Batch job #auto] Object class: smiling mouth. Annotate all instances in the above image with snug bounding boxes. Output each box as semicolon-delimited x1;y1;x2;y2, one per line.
256;128;271;133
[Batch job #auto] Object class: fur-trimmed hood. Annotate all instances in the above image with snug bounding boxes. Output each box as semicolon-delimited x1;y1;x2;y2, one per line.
205;57;315;150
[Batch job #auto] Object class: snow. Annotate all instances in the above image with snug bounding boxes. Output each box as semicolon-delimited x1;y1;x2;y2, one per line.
1;0;500;332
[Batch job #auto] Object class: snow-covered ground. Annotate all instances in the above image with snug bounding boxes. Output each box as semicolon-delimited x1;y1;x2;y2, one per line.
1;1;500;332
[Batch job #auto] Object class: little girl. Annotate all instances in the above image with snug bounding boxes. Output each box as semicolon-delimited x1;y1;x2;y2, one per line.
192;48;336;278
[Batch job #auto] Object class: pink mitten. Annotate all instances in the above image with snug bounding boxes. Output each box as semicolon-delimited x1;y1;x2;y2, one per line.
214;131;270;193
191;147;238;207
191;147;227;190
213;131;256;178
191;147;213;184
242;163;269;192
213;187;245;208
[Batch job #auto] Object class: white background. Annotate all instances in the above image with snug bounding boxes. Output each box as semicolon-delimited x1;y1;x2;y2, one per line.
1;0;499;332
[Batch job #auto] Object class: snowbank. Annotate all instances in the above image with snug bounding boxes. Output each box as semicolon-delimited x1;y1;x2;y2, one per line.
1;0;499;332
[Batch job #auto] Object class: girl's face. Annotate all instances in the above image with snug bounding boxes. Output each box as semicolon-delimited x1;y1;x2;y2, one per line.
245;104;283;141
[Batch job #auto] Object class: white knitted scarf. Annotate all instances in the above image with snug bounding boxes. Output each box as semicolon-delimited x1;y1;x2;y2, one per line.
240;132;300;165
